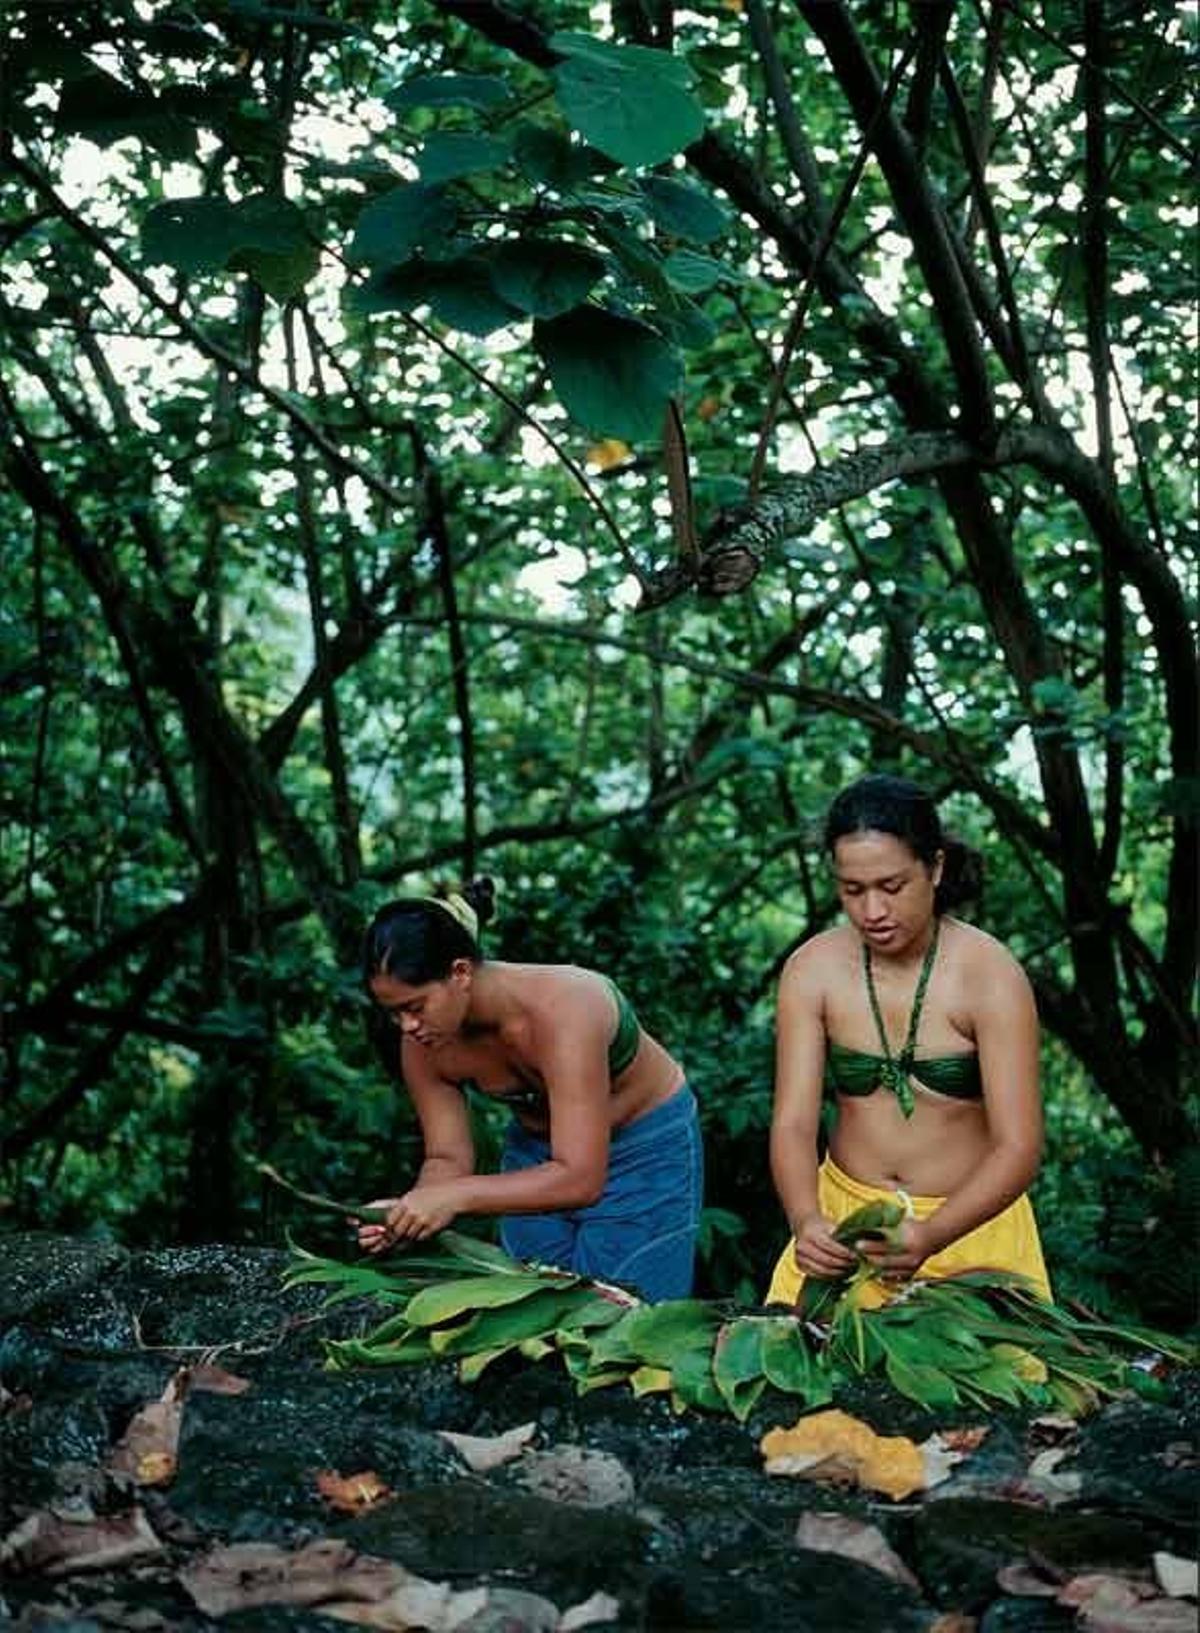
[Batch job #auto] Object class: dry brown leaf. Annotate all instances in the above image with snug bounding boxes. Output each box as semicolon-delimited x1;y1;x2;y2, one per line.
516;1446;635;1509
560;1590;623;1630
939;1426;989;1454
997;1562;1060;1598
437;1422;535;1473
180;1539;400;1616
315;1469;393;1514
1028;1412;1078;1446
108;1368;189;1487
329;1583;561;1631
0;1506;162;1576
928;1617;978;1633
1153;1551;1198;1600
187;1362;252;1396
1058;1573;1155;1609
794;1511;920;1589
1062;1572;1199;1633
761;1409;926;1501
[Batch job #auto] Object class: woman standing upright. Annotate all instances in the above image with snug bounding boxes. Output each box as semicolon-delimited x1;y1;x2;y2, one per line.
767;774;1051;1304
357;881;703;1303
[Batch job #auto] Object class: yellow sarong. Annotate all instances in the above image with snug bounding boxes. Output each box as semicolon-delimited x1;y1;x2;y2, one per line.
765;1154;1052;1306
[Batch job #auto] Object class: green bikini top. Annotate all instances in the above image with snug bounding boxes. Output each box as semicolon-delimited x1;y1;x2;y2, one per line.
826;920;982;1115
461;974;641;1114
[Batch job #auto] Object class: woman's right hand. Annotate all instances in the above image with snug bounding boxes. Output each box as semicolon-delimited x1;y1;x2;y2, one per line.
790;1210;857;1279
354;1198;401;1255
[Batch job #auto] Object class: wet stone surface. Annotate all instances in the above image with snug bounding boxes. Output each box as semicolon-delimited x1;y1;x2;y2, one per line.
0;1233;1196;1632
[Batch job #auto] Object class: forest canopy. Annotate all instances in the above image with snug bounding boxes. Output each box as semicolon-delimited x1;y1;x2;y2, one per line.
1;0;1195;1318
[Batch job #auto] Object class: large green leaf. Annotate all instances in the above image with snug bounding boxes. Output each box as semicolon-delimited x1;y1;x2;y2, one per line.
533;307;682;440
550;32;705;168
429;1288;589;1354
404;1271;580;1327
711;1318;768;1420
351;257;522;337
513;124;618;190
758;1317;829;1402
669;1343;725;1412
386;73;510;112
639;175;729;244
416;132;511;184
348;184;458;267
141;195;314;290
488;240;607;318
587;1298;720;1366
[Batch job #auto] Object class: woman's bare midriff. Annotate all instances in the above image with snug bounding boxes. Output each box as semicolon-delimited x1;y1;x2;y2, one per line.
830;1088;992;1196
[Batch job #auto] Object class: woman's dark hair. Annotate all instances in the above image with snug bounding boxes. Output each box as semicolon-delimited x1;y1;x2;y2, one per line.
362;878;496;987
824;774;983;912
362;880;496;1075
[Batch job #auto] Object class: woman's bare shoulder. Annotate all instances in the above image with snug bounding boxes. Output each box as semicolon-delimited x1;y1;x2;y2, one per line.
943;918;1031;988
780;925;857;987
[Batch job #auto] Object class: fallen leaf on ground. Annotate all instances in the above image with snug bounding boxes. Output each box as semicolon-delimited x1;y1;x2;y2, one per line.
919;1431;977;1490
0;1507;162;1575
180;1539;409;1616
939;1426;989;1454
1028;1413;1078;1446
1060;1572;1199;1633
329;1583;558;1631
315;1469;393;1513
997;1562;1060;1597
516;1445;635;1509
437;1422;536;1472
761;1409;926;1500
180;1539;571;1630
108;1369;189;1487
560;1590;623;1630
187;1362;252;1395
794;1511;920;1588
1153;1551;1198;1599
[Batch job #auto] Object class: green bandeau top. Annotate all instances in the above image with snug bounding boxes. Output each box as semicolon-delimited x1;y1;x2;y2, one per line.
460;974;642;1113
825;1041;982;1101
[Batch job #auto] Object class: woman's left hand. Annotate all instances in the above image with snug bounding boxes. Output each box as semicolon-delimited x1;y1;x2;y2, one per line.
853;1217;933;1281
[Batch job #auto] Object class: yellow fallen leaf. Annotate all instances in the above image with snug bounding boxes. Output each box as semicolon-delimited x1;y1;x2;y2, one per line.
761;1409;926;1501
134;1451;177;1487
314;1470;392;1514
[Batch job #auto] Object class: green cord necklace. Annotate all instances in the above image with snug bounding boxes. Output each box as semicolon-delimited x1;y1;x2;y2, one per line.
862;918;941;1118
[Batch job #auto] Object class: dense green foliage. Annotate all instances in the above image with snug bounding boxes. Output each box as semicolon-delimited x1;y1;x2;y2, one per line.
1;1;1195;1320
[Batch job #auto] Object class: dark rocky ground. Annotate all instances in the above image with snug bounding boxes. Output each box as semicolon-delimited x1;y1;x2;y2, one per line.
0;1234;1195;1632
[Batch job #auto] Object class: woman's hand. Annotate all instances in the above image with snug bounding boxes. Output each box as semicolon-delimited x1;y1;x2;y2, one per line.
355;1185;463;1253
853;1216;933;1281
791;1210;858;1279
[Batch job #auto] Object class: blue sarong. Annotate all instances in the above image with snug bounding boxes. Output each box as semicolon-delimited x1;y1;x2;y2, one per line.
498;1084;703;1303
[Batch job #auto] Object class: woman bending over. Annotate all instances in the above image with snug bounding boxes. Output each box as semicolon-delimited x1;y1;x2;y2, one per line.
358;881;703;1303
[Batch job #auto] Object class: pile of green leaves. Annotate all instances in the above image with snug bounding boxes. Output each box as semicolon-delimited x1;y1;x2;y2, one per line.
284;1206;1194;1423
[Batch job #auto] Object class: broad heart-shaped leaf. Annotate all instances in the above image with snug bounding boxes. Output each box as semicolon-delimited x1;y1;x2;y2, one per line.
416;132;511;185
662;249;728;295
142;195;312;282
488;240;607;318
712;1319;769;1421
404;1271;580;1328
533;308;682;441
386;73;510;111
229;240;320;301
513;124;619;191
348;184;458;267
669;1343;725;1412
350;257;522;337
639;175;730;244
758;1317;830;1404
587;1298;721;1367
550;32;705;168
